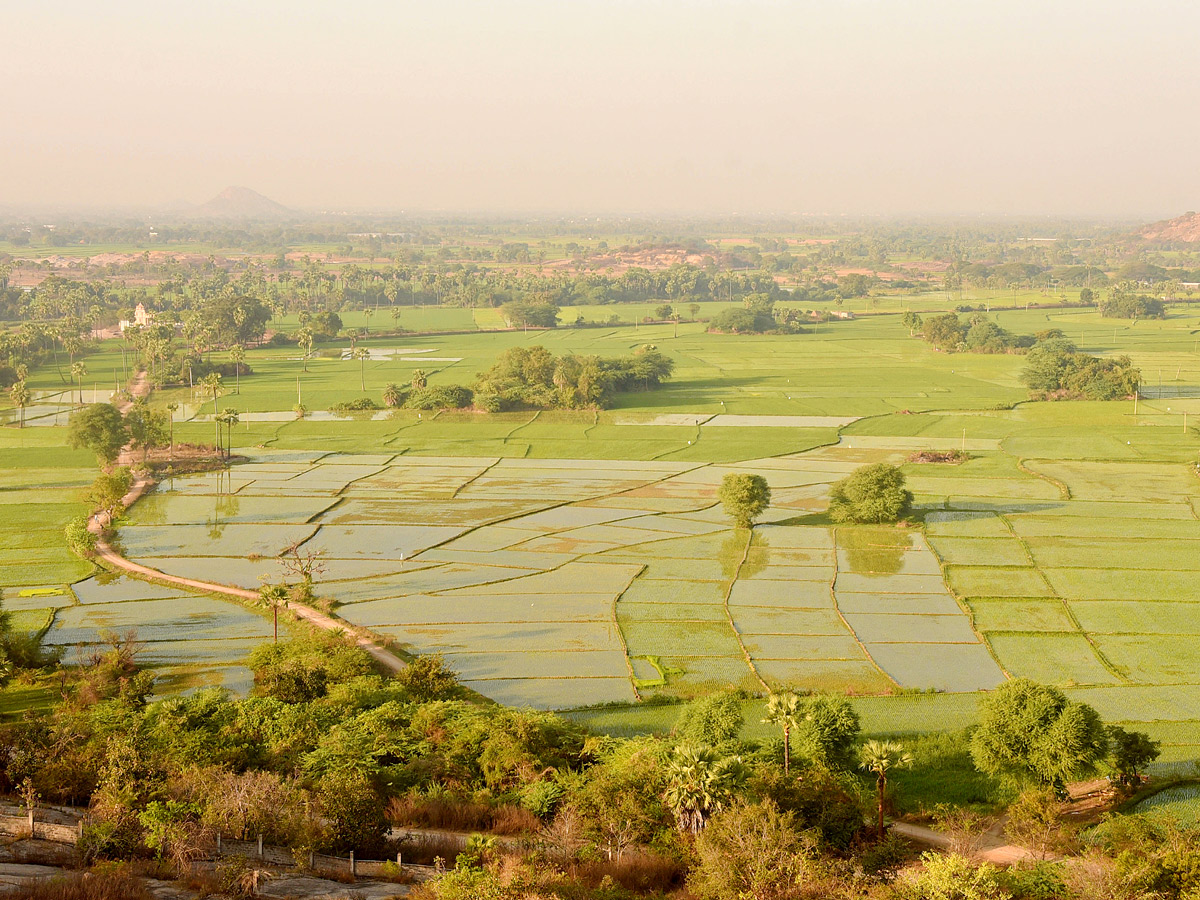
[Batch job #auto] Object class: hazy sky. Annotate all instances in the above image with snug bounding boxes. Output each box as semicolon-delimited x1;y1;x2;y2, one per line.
5;0;1199;216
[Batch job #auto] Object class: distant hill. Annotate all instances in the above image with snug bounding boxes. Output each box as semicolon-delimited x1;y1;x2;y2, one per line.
191;186;293;219
1141;211;1200;243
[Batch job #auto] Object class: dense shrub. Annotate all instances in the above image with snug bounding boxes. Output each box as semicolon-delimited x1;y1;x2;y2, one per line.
404;384;474;410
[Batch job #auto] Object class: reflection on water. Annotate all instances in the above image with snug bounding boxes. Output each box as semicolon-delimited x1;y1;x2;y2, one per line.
838;527;913;575
719;531;750;580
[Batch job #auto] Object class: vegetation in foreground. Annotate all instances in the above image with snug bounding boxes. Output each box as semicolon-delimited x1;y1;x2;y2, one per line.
0;620;1184;900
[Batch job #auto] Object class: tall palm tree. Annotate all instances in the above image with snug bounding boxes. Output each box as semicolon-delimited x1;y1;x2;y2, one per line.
860;739;913;839
352;346;371;392
762;691;803;774
8;381;29;428
259;584;290;642
199;372;224;414
382;383;402;408
70;361;87;405
229;344;245;394
165;402;178;460
411;369;428;391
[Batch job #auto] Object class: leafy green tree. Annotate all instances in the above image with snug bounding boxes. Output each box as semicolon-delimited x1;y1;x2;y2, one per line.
664;744;748;834
87;468;133;522
501;300;559;328
763;691;802;774
970;678;1108;789
709;307;773;333
655;303;674;320
676;692;745;746
68;403;128;465
902;310;923;336
1107;725;1160;789
828;463;912;524
718;473;771;528
65;515;98;557
860;739;912;839
795;694;861;771
690;800;812;900
411;368;428;391
124;399;169;463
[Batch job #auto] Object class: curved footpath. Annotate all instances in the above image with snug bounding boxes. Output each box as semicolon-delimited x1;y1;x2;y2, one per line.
85;372;406;675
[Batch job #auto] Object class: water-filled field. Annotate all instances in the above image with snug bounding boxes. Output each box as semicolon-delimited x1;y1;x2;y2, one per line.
107;442;1020;708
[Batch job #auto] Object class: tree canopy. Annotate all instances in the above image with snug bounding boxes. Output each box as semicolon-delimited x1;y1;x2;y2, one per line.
970;678;1109;788
1021;337;1140;400
67;403;128;465
828;464;912;524
717;473;772;528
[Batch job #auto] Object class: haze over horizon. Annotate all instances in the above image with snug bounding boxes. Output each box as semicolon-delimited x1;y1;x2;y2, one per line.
5;0;1199;218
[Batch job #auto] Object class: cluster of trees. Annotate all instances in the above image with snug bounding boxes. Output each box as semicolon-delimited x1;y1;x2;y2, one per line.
913;311;1036;354
1098;285;1166;320
1021;337;1141;400
471;345;674;412
707;293;807;334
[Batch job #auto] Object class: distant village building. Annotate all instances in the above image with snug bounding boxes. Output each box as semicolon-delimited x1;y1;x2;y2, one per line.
119;303;153;333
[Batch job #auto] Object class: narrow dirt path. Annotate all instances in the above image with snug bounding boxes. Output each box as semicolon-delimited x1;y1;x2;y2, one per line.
890;821;1048;865
85;370;407;675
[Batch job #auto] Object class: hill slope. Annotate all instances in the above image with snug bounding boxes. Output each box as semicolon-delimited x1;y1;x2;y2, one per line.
192;186;293;219
1142;211;1200;242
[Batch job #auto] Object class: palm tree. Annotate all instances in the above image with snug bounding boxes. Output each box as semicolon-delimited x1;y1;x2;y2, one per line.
663;744;747;835
762;691;803;774
199;372;224;414
296;328;314;373
382;383;402;408
216;408;240;459
229;344;245;394
860;740;913;839
70;361;87;405
165;402;178;460
411;369;428;391
8;381;29;428
352;346;371;392
259;584;290;642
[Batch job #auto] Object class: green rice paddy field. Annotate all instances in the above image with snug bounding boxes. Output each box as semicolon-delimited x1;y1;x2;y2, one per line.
4;307;1200;764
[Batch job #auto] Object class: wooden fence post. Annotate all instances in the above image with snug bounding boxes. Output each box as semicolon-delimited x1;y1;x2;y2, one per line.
349;850;355;877
216;833;222;854
396;851;402;868
78;820;85;841
309;850;315;869
257;834;263;858
27;809;34;839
